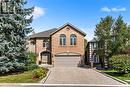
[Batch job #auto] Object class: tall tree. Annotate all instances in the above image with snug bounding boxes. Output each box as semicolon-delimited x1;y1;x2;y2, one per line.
0;0;34;74
112;16;129;55
94;15;130;68
94;16;114;68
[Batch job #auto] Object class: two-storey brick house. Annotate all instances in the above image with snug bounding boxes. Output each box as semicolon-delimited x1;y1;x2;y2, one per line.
85;39;100;68
27;23;86;67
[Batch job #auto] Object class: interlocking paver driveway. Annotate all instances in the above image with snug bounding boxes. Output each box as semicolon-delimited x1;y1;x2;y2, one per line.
44;67;123;85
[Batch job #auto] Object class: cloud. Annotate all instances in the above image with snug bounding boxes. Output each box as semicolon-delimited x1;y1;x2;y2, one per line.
111;7;126;12
101;7;126;12
101;7;111;12
33;6;45;19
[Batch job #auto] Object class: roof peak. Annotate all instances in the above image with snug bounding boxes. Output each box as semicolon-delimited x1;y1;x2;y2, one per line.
27;23;86;39
54;22;86;36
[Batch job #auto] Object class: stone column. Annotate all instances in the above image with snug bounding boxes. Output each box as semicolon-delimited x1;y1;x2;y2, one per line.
38;52;41;65
89;43;93;68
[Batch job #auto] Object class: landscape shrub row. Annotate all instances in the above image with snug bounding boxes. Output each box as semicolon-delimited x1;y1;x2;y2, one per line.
109;54;130;75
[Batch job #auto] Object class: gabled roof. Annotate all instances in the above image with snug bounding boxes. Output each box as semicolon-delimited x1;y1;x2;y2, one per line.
51;23;86;36
28;28;58;39
89;38;96;43
28;23;86;39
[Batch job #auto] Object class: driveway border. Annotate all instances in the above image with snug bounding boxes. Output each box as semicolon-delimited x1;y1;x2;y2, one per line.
39;69;51;83
0;83;128;87
93;69;128;85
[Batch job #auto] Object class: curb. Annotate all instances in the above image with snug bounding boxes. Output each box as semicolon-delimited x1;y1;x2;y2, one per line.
93;69;128;85
39;69;51;84
0;83;128;86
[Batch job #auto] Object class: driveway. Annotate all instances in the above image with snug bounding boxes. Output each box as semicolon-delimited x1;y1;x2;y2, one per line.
44;67;123;85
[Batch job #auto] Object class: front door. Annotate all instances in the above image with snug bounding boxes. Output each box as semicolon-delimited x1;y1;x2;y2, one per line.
41;52;51;64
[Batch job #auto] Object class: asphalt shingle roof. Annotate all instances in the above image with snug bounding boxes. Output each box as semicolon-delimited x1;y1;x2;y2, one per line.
27;23;86;39
28;28;58;39
89;38;96;42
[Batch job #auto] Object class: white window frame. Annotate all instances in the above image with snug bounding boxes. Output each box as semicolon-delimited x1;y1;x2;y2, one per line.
43;41;48;48
70;34;76;45
60;34;66;46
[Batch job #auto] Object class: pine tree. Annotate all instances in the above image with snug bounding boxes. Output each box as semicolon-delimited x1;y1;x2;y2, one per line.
94;15;130;68
0;0;34;74
94;16;114;68
112;16;128;54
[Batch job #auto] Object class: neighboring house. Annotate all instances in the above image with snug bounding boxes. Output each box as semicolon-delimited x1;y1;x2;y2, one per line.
85;39;100;67
27;23;86;67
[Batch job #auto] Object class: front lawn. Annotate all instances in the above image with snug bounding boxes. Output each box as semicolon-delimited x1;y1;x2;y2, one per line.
100;69;130;84
0;68;47;83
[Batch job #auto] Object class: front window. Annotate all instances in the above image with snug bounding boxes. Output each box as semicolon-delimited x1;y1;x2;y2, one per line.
43;41;48;48
93;55;99;63
60;34;66;45
92;43;96;50
70;34;76;45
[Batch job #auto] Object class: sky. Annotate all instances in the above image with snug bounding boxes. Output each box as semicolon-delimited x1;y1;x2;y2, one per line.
26;0;130;41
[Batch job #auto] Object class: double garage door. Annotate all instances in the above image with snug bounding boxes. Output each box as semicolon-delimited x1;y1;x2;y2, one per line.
54;56;81;67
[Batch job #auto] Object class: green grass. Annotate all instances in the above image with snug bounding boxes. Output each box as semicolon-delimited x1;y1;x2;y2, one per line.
0;69;46;83
100;69;130;84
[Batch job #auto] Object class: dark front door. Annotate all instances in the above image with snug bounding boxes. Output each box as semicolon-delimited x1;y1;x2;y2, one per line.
41;52;51;64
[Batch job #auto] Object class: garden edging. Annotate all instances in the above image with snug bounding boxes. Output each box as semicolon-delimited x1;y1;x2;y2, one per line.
39;69;51;83
93;68;128;85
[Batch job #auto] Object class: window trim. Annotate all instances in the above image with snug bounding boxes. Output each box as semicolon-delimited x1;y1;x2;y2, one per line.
70;34;77;46
59;34;66;46
43;41;48;48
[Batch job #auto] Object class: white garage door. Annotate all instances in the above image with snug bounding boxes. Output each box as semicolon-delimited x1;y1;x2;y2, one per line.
54;56;81;67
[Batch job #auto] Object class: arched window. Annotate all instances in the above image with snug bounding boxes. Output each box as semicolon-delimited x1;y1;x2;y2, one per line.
60;34;66;45
70;34;76;45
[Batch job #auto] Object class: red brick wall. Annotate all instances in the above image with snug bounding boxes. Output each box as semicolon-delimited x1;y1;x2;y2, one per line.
51;25;85;63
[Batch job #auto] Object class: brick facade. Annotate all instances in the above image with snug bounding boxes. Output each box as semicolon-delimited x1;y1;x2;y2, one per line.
27;23;86;65
51;25;85;64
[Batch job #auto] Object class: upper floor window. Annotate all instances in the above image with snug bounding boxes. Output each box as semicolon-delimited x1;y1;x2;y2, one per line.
60;34;66;45
92;43;96;50
43;40;48;48
70;34;76;45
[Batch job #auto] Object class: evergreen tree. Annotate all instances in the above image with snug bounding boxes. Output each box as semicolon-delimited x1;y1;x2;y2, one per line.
94;15;130;68
112;16;129;55
94;16;114;68
0;0;34;74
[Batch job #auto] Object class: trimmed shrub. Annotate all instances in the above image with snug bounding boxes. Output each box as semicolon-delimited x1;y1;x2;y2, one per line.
27;52;38;70
27;64;38;70
32;67;47;79
27;52;36;64
109;55;130;74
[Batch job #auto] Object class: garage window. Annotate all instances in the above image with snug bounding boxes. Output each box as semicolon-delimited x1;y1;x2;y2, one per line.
60;34;66;45
70;34;76;45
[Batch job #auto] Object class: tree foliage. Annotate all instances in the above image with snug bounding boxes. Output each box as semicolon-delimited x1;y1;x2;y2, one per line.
112;16;130;55
109;55;130;74
94;16;114;67
84;39;87;50
0;0;34;74
94;15;130;67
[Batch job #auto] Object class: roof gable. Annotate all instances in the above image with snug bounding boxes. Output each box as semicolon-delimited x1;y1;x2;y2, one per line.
27;23;86;39
51;23;86;36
